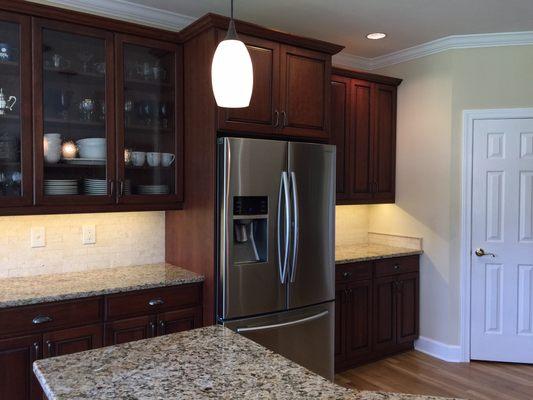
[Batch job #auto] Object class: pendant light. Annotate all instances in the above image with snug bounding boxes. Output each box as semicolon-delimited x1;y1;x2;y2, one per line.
211;0;253;108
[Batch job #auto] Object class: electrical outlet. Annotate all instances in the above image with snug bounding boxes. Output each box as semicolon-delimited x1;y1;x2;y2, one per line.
82;225;96;245
31;227;46;248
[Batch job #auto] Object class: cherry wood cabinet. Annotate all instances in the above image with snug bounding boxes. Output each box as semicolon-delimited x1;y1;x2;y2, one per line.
217;33;280;134
0;334;41;400
335;255;419;372
215;31;334;140
42;324;103;358
0;11;32;207
0;282;202;400
0;2;183;215
105;315;156;346
279;45;330;139
331;68;401;204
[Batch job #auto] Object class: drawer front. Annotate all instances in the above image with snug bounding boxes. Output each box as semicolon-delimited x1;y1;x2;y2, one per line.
105;284;202;320
374;255;419;277
0;297;103;337
336;262;372;283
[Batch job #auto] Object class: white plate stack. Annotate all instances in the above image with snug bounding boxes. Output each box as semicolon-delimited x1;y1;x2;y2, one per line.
84;178;107;196
124;180;132;196
44;179;78;196
136;184;169;195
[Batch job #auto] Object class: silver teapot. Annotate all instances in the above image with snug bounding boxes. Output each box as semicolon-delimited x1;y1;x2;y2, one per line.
0;88;16;116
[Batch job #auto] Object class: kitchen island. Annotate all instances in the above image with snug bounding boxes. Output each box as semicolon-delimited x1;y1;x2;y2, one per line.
34;325;456;400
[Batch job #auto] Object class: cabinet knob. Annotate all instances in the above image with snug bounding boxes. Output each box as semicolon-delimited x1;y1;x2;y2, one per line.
148;298;165;307
32;315;53;325
342;271;353;279
393;264;400;270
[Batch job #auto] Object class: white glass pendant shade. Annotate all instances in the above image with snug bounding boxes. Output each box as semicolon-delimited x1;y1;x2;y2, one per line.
211;30;253;108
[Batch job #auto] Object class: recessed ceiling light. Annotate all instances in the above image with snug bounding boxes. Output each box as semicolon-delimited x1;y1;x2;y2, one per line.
366;32;387;40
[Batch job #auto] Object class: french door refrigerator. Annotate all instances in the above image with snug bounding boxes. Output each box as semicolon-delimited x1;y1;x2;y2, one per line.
217;137;336;380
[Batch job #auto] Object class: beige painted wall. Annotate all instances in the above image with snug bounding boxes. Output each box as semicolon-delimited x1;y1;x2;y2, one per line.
370;45;533;345
0;212;165;278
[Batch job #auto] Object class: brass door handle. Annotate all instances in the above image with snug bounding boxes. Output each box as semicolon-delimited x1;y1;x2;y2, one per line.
475;248;496;257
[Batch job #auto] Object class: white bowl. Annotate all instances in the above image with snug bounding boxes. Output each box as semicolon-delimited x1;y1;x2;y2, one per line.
77;138;106;145
77;143;106;159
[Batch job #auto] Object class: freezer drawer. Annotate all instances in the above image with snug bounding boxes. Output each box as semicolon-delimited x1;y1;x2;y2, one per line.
223;301;334;380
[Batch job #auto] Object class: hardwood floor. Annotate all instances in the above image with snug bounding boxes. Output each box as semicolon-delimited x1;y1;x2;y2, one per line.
335;351;533;400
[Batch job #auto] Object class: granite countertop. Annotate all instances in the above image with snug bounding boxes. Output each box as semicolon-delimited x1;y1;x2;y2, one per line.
34;325;457;400
0;263;204;309
336;243;423;265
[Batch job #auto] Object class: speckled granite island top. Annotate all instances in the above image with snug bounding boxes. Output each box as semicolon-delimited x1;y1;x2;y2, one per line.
0;263;204;309
34;325;457;400
336;244;423;265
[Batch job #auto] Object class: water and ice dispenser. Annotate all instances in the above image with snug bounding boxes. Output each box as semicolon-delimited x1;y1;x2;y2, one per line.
232;196;268;264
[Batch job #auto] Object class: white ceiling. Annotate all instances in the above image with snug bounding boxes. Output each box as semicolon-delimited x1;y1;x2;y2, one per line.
123;0;533;58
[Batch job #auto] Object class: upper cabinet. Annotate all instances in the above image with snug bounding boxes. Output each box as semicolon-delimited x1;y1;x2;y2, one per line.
0;2;183;215
210;18;342;141
33;19;116;206
115;34;183;205
0;11;32;207
331;68;401;204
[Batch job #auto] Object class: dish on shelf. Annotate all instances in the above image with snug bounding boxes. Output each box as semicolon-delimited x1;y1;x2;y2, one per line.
83;178;107;195
76;138;106;159
136;184;169;195
62;158;106;166
44;179;79;195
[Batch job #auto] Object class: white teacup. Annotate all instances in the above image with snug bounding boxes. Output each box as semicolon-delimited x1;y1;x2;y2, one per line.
131;151;146;167
44;144;62;164
161;153;175;167
147;152;161;167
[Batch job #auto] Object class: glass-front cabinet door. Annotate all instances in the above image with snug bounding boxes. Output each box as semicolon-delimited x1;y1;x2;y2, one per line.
116;34;182;204
0;11;31;207
33;20;115;205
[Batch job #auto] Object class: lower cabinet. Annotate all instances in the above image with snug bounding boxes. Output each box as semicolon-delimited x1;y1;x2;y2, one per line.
0;282;203;400
335;256;419;371
0;334;41;400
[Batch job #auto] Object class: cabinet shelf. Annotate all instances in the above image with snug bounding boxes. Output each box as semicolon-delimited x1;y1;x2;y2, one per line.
125;78;171;89
44;163;106;169
44;118;105;128
125;165;173;171
125;124;171;134
44;67;105;82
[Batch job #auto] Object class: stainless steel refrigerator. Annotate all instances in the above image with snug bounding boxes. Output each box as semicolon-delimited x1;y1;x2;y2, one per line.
217;137;335;380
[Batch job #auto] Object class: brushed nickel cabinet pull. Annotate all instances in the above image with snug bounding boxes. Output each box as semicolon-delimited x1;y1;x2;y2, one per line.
273;110;279;127
159;320;166;335
148;298;165;306
32;315;52;325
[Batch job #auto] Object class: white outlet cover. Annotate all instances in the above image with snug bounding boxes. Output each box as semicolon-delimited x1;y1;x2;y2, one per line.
82;225;96;245
31;227;46;248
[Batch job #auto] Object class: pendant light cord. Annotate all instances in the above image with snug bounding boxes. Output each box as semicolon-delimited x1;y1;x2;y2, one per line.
231;0;234;20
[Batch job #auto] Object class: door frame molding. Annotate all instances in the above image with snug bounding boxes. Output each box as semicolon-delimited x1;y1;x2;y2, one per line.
460;107;533;362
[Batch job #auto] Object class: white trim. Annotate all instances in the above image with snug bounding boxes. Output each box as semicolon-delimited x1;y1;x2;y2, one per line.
33;1;533;71
30;0;196;31
414;336;462;363
460;108;533;363
336;31;533;71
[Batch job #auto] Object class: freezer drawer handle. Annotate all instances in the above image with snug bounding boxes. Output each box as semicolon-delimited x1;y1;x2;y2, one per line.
236;310;329;333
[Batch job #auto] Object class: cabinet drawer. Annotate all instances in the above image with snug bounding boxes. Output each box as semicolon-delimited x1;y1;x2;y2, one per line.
0;297;103;337
336;262;372;283
374;256;419;277
105;284;202;320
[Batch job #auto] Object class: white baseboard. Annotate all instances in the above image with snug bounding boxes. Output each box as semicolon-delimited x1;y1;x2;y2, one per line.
414;336;464;362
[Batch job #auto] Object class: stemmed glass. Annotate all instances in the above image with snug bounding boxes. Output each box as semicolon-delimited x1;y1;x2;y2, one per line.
77;51;94;73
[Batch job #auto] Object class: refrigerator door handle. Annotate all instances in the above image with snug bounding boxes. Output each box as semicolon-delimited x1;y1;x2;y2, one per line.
236;310;329;333
289;171;299;283
277;171;291;283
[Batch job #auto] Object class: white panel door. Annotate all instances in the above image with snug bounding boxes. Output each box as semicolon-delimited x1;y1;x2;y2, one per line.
471;118;533;362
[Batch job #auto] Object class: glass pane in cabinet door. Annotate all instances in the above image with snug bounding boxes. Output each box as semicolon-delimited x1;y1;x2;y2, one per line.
42;29;109;197
0;21;22;198
123;44;175;197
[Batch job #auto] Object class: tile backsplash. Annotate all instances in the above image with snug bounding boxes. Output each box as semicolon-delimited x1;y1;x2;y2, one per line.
335;205;369;247
0;212;165;278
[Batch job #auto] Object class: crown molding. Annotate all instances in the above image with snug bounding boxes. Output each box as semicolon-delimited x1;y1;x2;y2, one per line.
334;30;533;71
32;0;196;31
